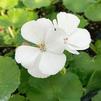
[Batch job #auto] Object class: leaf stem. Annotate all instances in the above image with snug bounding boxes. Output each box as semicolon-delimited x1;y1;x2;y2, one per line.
90;43;97;54
8;27;15;38
0;10;15;38
0;10;5;16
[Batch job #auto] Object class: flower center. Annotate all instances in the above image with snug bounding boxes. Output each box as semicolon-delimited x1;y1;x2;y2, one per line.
39;43;46;51
64;37;68;44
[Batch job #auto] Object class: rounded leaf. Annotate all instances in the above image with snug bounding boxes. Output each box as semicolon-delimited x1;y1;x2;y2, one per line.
0;0;18;9
92;91;101;101
95;40;101;54
9;94;25;101
84;3;101;21
63;0;91;13
8;8;38;28
0;56;20;100
22;0;51;9
27;72;83;101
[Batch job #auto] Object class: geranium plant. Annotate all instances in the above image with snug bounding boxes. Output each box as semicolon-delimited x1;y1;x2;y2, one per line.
0;0;101;101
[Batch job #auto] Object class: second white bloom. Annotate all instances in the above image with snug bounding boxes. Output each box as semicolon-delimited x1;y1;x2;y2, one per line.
54;12;91;54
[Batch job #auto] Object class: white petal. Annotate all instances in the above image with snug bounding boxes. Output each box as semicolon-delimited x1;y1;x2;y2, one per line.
15;45;41;68
57;12;80;35
39;52;66;75
67;28;91;50
15;45;50;78
28;55;50;78
65;45;79;55
21;18;53;44
45;28;66;53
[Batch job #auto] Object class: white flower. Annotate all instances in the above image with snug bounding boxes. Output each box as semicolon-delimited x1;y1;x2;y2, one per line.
15;12;91;78
53;12;91;54
15;18;66;78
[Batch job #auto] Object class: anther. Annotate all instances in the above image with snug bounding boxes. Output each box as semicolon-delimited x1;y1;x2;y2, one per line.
64;37;68;44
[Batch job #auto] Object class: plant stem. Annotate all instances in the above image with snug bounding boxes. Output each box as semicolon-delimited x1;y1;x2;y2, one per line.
0;10;15;38
0;10;5;16
90;43;97;54
8;27;15;38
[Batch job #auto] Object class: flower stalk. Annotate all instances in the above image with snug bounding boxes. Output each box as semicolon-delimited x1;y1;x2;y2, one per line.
8;27;15;38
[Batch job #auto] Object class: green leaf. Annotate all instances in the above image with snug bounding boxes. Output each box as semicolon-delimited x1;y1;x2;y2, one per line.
94;55;101;70
0;94;11;101
46;12;57;20
86;55;101;92
78;15;89;28
18;68;30;94
3;33;14;45
0;56;20;101
0;33;4;45
8;8;38;28
95;40;101;54
63;0;92;13
0;15;11;27
86;70;101;93
14;33;24;46
0;0;18;9
69;52;96;86
92;91;101;101
69;52;101;91
9;94;25;101
84;3;101;21
27;72;83;101
22;0;51;9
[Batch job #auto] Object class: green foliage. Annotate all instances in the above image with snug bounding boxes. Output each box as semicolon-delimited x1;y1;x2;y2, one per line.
0;15;11;27
95;40;101;54
9;94;25;101
27;72;82;101
18;68;83;101
18;68;30;94
92;91;101;101
22;0;51;9
7;8;38;28
84;3;101;21
78;16;89;28
0;56;20;101
0;0;18;9
0;0;101;100
87;70;101;93
63;0;101;21
63;0;92;13
69;52;101;87
46;12;57;20
69;52;94;86
85;55;101;92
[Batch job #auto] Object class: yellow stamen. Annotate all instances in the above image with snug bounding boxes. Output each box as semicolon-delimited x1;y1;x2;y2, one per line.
38;43;46;51
64;37;68;44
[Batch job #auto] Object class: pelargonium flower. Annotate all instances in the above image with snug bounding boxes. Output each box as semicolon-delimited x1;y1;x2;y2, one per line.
15;12;91;78
53;12;91;54
15;18;66;78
